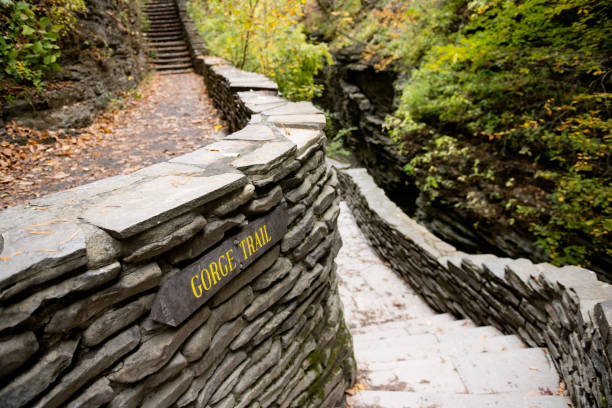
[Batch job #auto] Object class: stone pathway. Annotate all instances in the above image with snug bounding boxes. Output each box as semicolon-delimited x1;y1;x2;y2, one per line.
335;202;571;408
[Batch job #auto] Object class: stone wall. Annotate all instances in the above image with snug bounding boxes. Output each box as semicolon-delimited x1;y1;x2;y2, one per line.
0;45;355;408
175;0;208;75
339;167;612;408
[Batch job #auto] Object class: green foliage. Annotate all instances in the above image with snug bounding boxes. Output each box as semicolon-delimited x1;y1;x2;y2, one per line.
187;0;332;101
0;0;87;90
0;1;62;89
48;0;86;36
387;0;611;267
307;0;611;268
326;127;354;161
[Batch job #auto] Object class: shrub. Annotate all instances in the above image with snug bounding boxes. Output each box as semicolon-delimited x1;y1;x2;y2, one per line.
306;0;611;268
0;0;87;90
188;0;332;101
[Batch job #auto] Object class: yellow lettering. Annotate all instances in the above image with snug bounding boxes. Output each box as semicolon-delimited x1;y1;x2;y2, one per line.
240;239;249;259
263;225;271;243
200;269;211;291
226;249;235;271
209;262;221;285
247;235;256;256
218;255;228;277
254;230;263;250
191;275;202;298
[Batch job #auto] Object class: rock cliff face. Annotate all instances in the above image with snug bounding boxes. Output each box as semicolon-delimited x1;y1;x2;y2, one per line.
315;48;416;213
1;0;148;134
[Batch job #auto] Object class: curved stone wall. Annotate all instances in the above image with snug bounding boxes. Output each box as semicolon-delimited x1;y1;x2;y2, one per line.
338;167;612;408
0;41;355;408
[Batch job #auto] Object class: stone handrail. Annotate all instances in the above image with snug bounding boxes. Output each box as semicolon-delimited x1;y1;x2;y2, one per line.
338;166;611;408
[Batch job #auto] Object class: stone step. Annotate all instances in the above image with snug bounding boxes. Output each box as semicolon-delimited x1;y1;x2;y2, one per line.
146;11;177;16
160;68;194;75
145;8;177;13
347;391;572;408
146;30;183;37
154;62;193;71
147;35;185;43
153;51;190;59
355;334;525;365
146;18;179;24
145;2;176;7
149;41;188;48
359;348;561;395
454;347;561;394
151;57;192;65
151;46;189;53
352;319;494;345
353;324;502;348
148;23;182;30
361;355;467;393
145;9;177;14
147;13;178;18
350;313;455;334
148;22;182;29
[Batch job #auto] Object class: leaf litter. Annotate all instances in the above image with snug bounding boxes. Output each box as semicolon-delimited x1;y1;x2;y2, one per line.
1;72;226;209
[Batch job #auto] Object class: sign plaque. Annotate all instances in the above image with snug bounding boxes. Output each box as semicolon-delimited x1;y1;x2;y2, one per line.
150;205;288;326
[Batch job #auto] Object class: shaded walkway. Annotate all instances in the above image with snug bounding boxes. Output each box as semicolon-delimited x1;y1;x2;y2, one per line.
335;202;571;408
1;72;225;209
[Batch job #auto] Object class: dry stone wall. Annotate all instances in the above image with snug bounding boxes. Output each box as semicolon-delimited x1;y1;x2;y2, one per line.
339;167;612;408
0;46;355;408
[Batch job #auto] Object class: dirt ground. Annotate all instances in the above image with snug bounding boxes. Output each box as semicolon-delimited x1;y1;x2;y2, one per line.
1;72;226;209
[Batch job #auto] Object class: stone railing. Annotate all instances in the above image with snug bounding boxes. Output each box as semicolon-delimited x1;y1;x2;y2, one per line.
0;34;356;408
338;166;611;408
175;0;208;74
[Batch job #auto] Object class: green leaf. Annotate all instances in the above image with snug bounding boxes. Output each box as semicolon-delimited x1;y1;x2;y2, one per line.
22;25;34;36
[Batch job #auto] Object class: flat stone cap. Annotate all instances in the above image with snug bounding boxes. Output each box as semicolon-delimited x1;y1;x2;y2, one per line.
81;173;247;238
0;206;86;292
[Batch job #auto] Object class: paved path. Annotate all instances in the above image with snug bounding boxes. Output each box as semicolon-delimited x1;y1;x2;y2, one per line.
335;202;571;408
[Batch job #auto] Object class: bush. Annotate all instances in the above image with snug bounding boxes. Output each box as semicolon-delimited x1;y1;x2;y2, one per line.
188;0;332;101
306;0;611;268
0;0;87;90
0;1;62;89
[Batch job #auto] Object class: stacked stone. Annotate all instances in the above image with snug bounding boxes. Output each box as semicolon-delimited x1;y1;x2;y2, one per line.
0;50;355;408
174;0;207;74
201;60;278;132
338;167;612;408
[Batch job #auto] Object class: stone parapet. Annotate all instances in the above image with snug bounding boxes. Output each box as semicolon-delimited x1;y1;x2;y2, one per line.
339;166;611;408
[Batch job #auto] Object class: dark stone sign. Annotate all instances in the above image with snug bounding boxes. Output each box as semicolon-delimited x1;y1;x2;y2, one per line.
151;206;288;326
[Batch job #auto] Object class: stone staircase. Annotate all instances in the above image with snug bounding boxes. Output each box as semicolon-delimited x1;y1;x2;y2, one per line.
335;202;572;408
145;0;193;74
